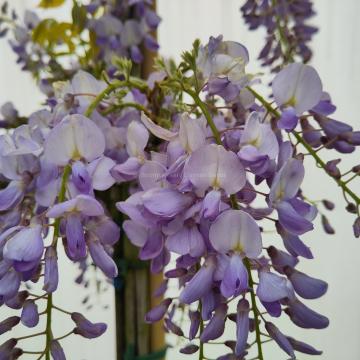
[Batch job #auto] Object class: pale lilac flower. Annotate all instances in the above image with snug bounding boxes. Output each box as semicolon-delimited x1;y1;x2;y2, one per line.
185;144;246;196
272;63;322;115
44;114;105;166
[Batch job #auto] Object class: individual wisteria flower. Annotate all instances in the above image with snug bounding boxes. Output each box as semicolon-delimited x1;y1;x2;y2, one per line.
196;35;251;101
209;210;262;297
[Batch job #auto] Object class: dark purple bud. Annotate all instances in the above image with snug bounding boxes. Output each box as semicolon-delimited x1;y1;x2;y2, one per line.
284;267;328;299
346;203;357;214
224;340;236;351
235;299;250;356
179;256;216;304
321;215;335;234
179;344;199;354
21;300;39;328
0;339;18;359
353;217;360;238
43;246;58;293
5;291;28;309
267;246;298;273
322;199;335;210
0;316;20;335
265;322;295;359
200;304;227;342
325;159;341;179
189;311;201;340
165;268;187;278
227;313;237;323
145;298;172;323
287;337;322;355
164;318;184;336
71;312;107;338
285;300;329;329
50;340;66;360
352;165;360;173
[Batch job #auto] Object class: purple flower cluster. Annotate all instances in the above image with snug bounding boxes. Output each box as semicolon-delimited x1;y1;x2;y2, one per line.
0;72;125;357
0;0;359;355
240;0;318;71
0;0;160;83
87;0;160;67
109;37;343;358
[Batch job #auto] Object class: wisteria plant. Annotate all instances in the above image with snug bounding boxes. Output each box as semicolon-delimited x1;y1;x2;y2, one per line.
0;1;359;360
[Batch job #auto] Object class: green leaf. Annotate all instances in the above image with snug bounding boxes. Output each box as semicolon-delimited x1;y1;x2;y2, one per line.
71;1;87;34
38;0;66;8
32;19;75;53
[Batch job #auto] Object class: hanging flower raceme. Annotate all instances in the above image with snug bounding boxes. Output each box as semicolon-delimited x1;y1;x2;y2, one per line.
117;36;336;360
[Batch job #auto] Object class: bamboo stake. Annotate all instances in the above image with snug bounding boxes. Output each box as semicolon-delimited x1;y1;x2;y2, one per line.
140;1;166;356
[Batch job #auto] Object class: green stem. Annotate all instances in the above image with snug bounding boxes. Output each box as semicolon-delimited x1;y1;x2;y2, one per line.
101;102;151;117
272;0;294;63
84;83;118;118
84;77;149;118
244;259;264;360
186;88;264;360
184;88;222;145
248;86;360;208
45;164;71;359
198;302;204;360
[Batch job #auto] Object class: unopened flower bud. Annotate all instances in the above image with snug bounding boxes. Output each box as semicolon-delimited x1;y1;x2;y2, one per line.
325;159;341;179
179;344;199;354
0;316;20;335
71;312;107;339
322;199;335;211
145;298;171;323
321;215;335;234
353;217;360;238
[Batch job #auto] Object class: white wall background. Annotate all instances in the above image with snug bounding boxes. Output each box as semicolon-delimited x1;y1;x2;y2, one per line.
1;0;360;359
